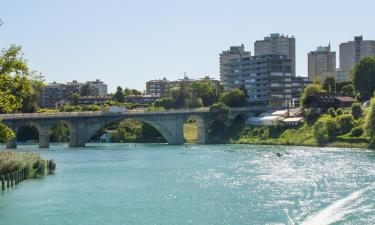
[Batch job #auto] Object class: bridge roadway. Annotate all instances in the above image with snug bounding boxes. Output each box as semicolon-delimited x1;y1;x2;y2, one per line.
0;107;271;149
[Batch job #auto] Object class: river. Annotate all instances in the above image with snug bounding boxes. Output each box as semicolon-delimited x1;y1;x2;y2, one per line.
1;143;375;225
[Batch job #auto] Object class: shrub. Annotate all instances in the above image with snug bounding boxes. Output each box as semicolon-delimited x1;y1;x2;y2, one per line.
220;89;247;107
33;159;46;177
337;135;369;143
337;114;354;134
304;108;320;124
313;116;340;145
327;107;336;117
313;120;329;146
351;102;363;119
350;126;364;137
47;160;56;174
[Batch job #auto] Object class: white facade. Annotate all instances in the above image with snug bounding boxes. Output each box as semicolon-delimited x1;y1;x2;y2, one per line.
339;36;375;80
308;45;336;81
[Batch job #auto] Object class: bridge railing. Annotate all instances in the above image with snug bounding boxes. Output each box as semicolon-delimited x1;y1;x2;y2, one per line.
0;108;212;120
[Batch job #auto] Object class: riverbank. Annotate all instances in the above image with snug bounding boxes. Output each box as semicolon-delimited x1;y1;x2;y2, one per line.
233;124;369;149
0;151;55;182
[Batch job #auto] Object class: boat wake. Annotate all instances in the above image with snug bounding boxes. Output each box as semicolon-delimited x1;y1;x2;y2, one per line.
300;183;375;225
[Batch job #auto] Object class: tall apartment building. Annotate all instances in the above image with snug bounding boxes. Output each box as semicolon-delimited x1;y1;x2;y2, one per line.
243;55;293;106
219;44;251;91
254;33;296;76
308;45;336;81
340;36;375;80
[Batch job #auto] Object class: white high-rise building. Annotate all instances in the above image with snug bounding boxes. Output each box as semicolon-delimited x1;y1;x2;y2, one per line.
308;45;336;81
254;33;296;76
340;36;375;80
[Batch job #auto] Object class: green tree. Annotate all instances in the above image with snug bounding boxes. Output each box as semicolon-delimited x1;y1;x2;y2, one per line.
337;114;354;134
80;83;90;96
186;96;203;108
208;102;230;141
154;97;174;109
323;77;336;93
300;83;324;108
191;81;215;106
313;117;340;145
0;43;44;141
341;84;356;97
70;93;80;105
351;102;363;119
49;122;70;142
313;120;329;146
365;97;375;146
352;57;375;101
0;46;44;113
124;88;142;96
327;107;336;117
220;89;247;107
113;86;125;103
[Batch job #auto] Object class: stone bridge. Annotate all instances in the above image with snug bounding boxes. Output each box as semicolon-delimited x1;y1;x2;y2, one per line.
0;107;274;149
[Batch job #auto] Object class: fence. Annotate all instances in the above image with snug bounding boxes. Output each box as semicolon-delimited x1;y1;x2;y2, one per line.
1;159;55;190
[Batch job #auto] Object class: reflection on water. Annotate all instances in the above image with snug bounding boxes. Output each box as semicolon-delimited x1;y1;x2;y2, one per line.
0;143;374;225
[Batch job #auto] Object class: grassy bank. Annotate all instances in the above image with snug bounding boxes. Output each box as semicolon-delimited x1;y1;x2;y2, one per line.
233;124;369;149
0;151;54;178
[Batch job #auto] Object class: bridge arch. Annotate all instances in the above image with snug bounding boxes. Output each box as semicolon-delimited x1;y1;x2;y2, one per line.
69;115;186;147
184;115;209;144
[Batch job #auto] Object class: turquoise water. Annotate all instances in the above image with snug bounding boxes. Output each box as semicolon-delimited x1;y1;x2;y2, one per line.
1;144;375;225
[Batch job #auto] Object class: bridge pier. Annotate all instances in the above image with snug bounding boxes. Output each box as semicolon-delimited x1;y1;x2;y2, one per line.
197;118;209;144
6;138;17;149
69;121;87;147
38;125;50;148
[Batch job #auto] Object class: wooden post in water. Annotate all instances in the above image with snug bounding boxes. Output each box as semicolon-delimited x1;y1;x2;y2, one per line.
6;174;10;187
10;173;14;186
14;172;17;185
1;175;4;190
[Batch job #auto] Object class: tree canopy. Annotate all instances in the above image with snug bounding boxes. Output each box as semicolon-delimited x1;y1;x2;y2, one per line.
113;86;125;103
219;89;247;107
300;83;324;108
352;57;375;101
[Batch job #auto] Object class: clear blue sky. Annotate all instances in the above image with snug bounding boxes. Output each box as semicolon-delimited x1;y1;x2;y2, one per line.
1;0;374;92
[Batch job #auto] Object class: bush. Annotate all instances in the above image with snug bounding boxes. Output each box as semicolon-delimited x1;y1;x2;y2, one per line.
185;97;203;108
304;108;320;124
337;114;354;134
154;97;175;109
220;89;247;107
47;160;56;174
0;151;50;178
337;135;369;143
351;102;363;119
313;120;329;146
327;107;336;117
33;159;46;177
350;126;364;137
336;108;343;116
313;116;340;145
